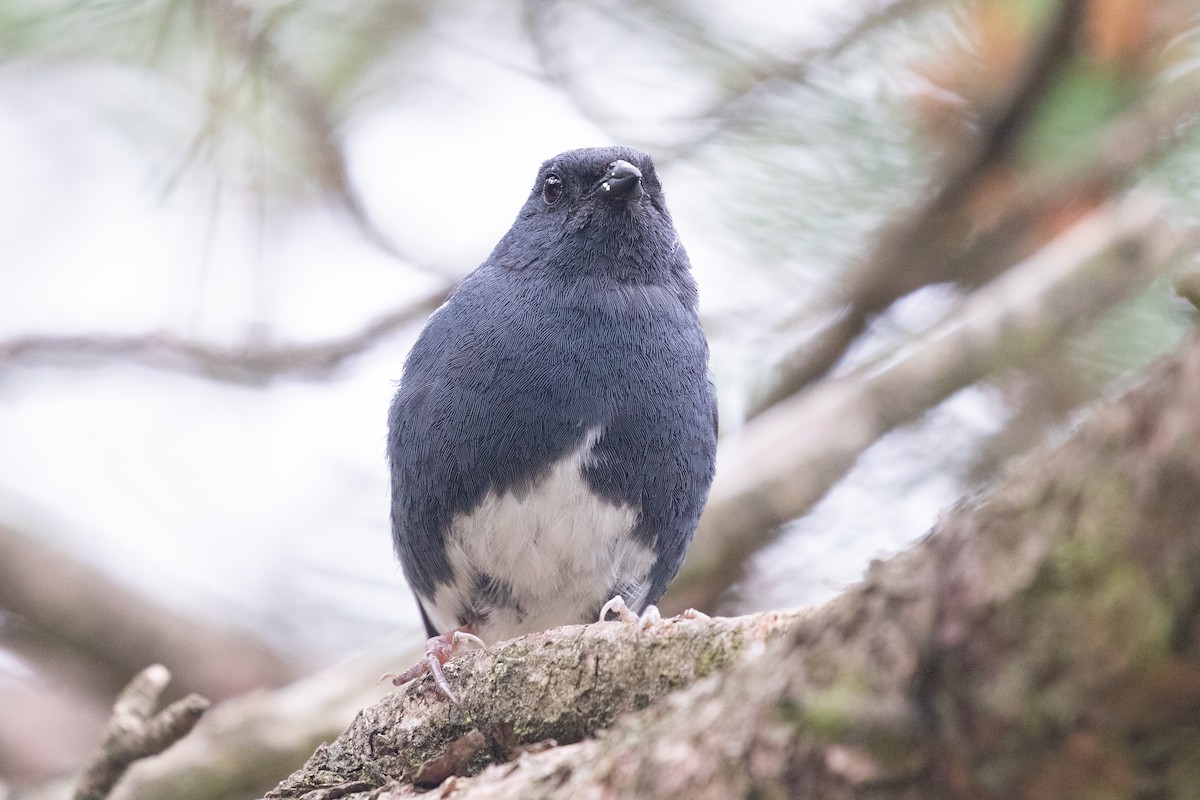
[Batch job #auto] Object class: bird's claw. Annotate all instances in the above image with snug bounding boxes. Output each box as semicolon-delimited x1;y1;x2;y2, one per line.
452;630;487;650
599;595;662;632
381;628;485;705
598;596;710;631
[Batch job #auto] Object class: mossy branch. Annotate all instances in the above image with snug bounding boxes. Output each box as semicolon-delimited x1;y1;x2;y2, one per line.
266;610;803;797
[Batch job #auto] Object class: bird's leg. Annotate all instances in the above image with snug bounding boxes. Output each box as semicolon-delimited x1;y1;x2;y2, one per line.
381;626;485;705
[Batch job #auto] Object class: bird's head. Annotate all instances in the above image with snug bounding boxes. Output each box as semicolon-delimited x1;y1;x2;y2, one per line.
531;146;662;210
494;146;681;283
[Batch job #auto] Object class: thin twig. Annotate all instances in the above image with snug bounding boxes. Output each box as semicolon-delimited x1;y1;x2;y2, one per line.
662;0;937;163
0;286;448;384
522;0;932;161
74;665;209;800
521;0;627;143
189;0;433;269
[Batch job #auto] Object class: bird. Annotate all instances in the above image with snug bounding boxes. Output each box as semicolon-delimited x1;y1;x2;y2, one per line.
385;145;717;702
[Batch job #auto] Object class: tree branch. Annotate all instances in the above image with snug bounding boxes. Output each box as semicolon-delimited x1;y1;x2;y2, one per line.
750;0;1092;412
90;640;418;800
266;609;802;799
665;194;1188;614
74;665;208;800
28;612;800;800
0;287;448;384
0;519;292;700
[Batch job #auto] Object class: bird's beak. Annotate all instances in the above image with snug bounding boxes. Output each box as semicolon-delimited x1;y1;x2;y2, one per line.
595;160;643;201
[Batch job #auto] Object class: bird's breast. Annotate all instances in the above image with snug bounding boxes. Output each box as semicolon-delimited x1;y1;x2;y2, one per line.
424;427;656;643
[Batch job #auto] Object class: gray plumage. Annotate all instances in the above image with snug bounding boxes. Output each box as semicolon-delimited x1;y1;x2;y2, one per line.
388;145;717;643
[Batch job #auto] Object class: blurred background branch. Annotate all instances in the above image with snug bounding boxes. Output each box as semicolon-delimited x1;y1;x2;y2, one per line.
2;0;1199;795
0;287;448;384
0;519;292;699
658;0;938;163
748;0;1089;412
665;194;1187;613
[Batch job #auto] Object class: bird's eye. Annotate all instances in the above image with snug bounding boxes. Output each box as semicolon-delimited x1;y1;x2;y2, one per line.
542;174;563;205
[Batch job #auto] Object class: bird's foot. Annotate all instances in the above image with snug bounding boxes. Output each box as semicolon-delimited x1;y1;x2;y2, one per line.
599;594;657;629
380;627;485;705
599;595;710;631
600;594;710;633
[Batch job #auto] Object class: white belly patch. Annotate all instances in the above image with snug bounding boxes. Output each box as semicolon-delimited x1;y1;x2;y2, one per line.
426;428;655;642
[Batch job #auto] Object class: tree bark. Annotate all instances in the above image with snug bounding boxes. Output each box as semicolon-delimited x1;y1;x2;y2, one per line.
265;611;803;798
264;322;1200;799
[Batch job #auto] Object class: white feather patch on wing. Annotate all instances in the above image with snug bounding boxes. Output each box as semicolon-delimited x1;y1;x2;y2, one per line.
427;428;655;643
